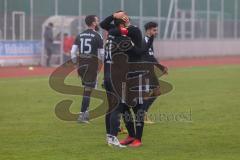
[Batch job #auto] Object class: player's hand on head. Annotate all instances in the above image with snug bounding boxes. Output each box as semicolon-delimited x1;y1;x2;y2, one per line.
113;11;126;19
122;16;130;24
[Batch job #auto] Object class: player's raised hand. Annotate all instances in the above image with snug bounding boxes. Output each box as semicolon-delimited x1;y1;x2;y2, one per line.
113;11;126;19
122;16;130;24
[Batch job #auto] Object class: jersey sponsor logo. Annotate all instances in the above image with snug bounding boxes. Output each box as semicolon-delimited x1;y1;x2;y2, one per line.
79;33;96;38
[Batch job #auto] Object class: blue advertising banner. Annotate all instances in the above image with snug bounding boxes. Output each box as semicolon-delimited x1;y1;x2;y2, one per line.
0;41;42;57
0;42;4;55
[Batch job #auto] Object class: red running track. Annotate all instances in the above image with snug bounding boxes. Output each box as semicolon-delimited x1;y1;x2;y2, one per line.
0;56;240;78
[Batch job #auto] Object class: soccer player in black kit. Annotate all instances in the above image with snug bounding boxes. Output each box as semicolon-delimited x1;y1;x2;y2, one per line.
71;15;104;123
142;22;168;124
119;22;168;146
100;11;154;147
100;11;132;148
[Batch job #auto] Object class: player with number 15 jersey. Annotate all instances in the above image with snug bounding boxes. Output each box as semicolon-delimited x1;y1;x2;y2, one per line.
71;15;103;123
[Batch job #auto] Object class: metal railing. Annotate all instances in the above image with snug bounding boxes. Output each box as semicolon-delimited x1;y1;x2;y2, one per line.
1;0;240;40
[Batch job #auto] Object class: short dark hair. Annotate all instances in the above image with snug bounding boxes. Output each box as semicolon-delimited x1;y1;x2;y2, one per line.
85;15;97;26
144;22;158;31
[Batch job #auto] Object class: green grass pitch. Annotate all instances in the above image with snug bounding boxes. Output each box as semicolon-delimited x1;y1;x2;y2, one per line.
0;65;239;160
